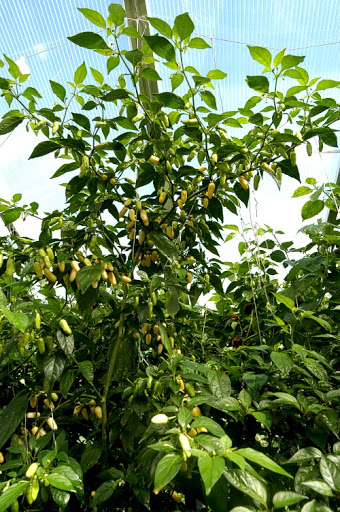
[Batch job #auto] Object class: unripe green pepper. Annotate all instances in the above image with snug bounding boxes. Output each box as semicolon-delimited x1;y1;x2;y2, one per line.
31;477;40;502
147;375;153;389
178;433;191;458
185;382;196;397
26;462;39;479
37;337;45;355
45;335;54;350
34;311;41;330
22;331;31;345
254;174;260;191
151;291;158;306
59;319;72;335
10;499;19;512
306;141;312;156
154;380;163;396
290;150;297;166
46;247;54;261
52;121;60;134
6;258;15;276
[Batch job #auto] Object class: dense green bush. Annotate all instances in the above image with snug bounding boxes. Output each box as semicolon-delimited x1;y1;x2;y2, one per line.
0;4;339;511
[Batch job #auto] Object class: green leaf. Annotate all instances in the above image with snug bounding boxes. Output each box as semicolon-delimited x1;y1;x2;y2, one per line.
0;481;29;512
147;17;172;39
154;92;185;109
0;115;24;135
144;35;175;61
70;114;90;133
47;473;75;492
243;373;268;391
224;468;267;505
292;186;312;197
304;358;328;380
248;46;271;68
158;324;172;355
251;411;272;432
29;141;60;159
174;13;194;41
107;56;120;74
207;370;231;399
319;455;340;491
301;500;317;512
0;77;10;89
56;331;74;356
124;49;143;66
273;491;307;508
0;393;29;450
316;79;340;91
151;231;178;261
91;481;115;506
53;465;82;493
171;72;184;91
74;62;87;84
4;55;20;79
50;487;70;510
191;416;225;437
246;75;269;93
320;130;338;147
102;89;130;101
273;49;286;68
178;407;192;428
286;85;307;96
302;480;334;496
3;310;29;331
154;454;182;490
198;456;225;495
44;354;66;387
77;7;106;28
270;250;286;262
122;26;142;39
270;352;294;376
201;90;217;110
188;37;210;49
50;80;66;102
80;442;102;473
272;292;295;310
207;69;227;79
3;207;21;225
284;67;309;85
67;32;108;50
236;448;292;478
272;392;301;408
79;360;94;384
140;67;162;81
281;54;305;70
301;200;324;220
76;263;102;293
229;508;254;512
108;3;126;27
285;447;322;464
60;370;75;398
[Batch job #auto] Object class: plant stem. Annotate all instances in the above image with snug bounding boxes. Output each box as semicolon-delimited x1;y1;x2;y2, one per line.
101;283;128;466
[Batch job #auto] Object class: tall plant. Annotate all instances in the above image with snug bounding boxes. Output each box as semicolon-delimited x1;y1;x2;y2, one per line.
0;4;339;511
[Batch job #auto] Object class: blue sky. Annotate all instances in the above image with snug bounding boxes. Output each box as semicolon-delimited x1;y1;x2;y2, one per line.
0;0;339;252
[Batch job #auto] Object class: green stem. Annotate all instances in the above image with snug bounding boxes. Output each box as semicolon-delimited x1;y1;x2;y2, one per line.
101;284;128;466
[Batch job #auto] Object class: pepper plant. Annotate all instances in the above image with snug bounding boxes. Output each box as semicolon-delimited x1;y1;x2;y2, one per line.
0;4;339;511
